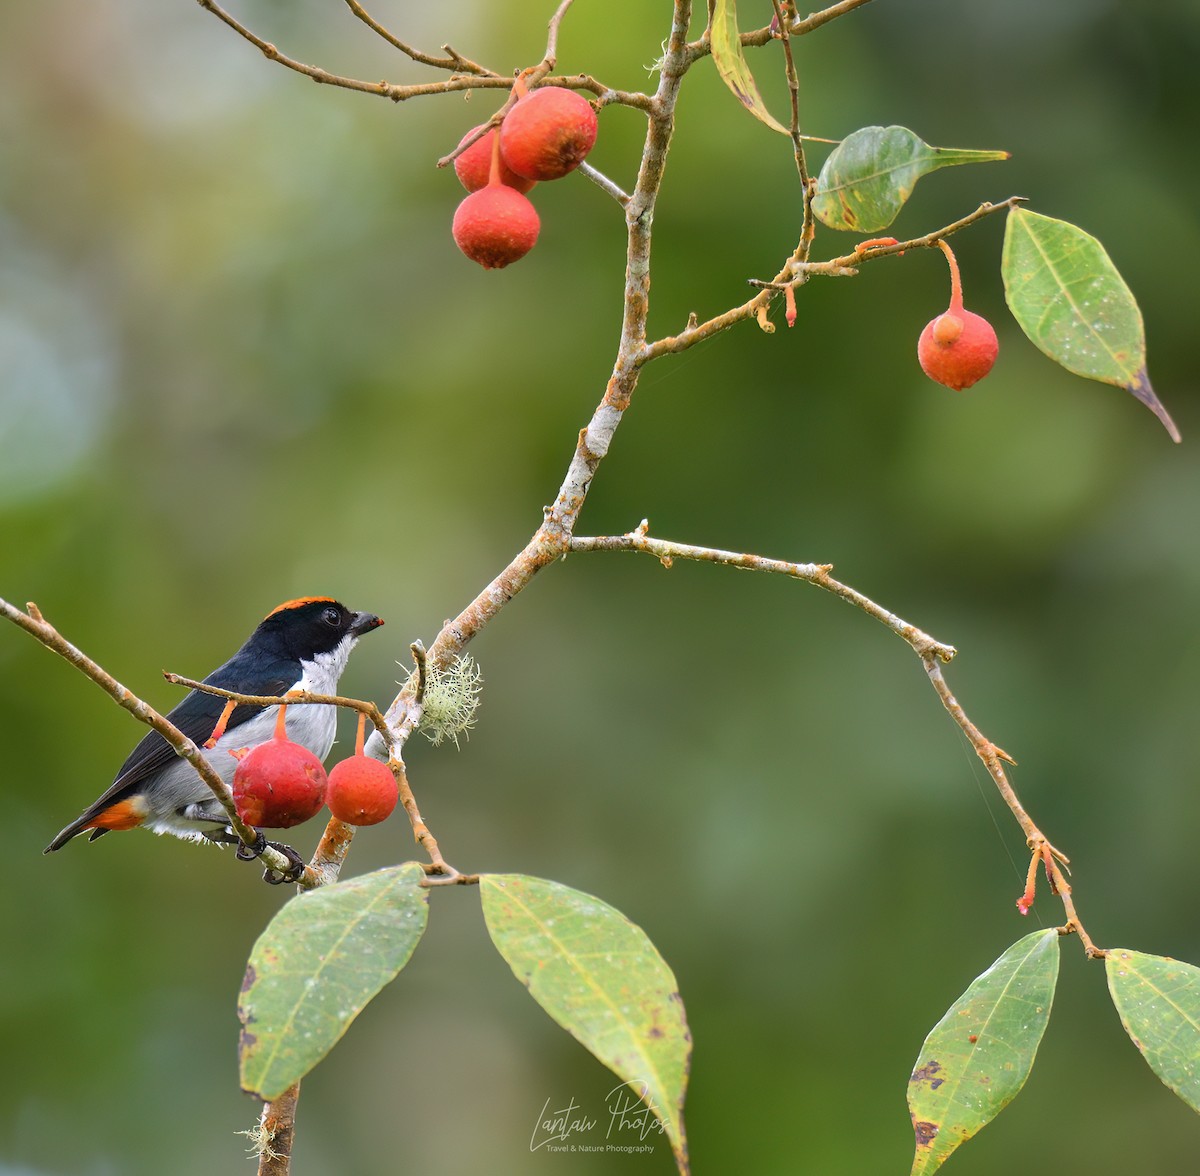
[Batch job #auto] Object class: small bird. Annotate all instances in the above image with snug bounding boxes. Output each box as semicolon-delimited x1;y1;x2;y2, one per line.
45;598;383;864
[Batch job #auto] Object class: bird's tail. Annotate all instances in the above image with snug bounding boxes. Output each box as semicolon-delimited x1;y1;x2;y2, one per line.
44;795;146;853
44;817;96;853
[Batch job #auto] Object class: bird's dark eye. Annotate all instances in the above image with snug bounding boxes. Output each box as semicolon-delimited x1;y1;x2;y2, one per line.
323;607;341;627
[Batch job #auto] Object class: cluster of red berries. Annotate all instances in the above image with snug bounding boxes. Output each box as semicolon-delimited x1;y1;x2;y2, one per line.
230;706;397;831
452;85;598;270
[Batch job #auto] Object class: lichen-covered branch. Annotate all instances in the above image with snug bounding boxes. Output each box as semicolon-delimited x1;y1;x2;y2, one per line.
254;1082;300;1176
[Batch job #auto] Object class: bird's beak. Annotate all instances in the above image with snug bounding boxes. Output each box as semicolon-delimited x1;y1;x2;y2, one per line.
350;611;384;637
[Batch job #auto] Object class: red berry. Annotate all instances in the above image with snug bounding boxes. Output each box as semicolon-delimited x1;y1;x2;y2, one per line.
454;125;536;194
452;184;540;269
326;755;398;826
500;88;597;182
918;309;998;390
230;707;327;829
917;239;998;391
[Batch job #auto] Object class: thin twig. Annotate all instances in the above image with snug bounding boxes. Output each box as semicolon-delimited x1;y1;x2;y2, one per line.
544;0;576;68
921;655;1103;956
688;0;876;59
567;526;1104;957
646;197;1024;361
578;160;631;204
772;0;810;191
1047;857;1104;959
196;0;508;103
342;0;498;76
569;523;955;661
410;641;428;705
162;673;397;753
921;658;1047;847
390;757;449;881
771;0;816;320
200;0;646;167
791;0;877;36
820;196;1026;270
585;80;656;111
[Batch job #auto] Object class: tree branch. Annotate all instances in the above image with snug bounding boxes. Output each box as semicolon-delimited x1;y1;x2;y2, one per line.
568;523;1103;956
254;1082;300;1176
569;522;955;660
921;657;1102;955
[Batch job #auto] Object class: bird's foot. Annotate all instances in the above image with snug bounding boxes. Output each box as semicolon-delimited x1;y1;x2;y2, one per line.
234;829;268;862
231;830;305;883
261;841;307;885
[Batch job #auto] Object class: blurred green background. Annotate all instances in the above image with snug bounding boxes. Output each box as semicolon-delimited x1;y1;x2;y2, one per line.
2;1;1199;1173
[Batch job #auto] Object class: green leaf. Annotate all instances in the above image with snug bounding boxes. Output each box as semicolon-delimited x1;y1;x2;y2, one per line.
710;0;790;135
1107;949;1200;1112
1002;207;1180;442
481;874;691;1173
908;929;1060;1176
239;862;429;1100
812;125;1007;232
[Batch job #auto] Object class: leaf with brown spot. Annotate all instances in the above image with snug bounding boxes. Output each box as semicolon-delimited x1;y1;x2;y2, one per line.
813;125;1007;232
710;0;790;135
908;929;1059;1175
239;863;429;1100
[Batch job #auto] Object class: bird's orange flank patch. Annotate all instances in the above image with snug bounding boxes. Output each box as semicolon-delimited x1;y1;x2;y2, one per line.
85;797;150;832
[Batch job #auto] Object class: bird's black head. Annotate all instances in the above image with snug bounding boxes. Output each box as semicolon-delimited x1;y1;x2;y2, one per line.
255;598;384;662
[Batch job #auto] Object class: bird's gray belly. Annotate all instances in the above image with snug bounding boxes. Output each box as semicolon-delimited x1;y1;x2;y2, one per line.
144;703;337;838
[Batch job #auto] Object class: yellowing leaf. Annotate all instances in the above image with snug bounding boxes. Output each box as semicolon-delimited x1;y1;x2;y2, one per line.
710;0;790;135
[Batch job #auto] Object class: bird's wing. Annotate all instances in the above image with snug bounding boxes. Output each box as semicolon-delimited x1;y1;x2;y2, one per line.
46;670;296;848
110;665;299;794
